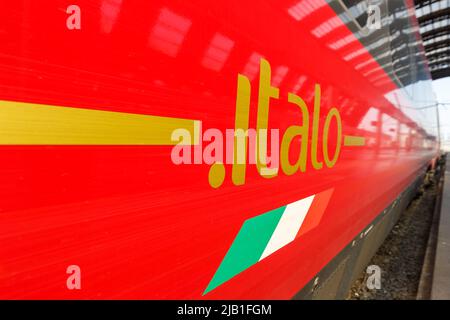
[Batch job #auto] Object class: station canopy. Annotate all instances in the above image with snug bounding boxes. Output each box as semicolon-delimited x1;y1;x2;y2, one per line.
415;0;450;79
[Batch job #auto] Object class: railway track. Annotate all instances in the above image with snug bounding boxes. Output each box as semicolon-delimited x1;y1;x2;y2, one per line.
349;155;447;300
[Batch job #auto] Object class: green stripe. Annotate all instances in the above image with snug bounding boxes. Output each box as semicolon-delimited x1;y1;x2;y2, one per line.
203;206;286;295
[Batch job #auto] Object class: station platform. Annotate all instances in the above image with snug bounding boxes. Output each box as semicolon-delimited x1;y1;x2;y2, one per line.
430;156;450;299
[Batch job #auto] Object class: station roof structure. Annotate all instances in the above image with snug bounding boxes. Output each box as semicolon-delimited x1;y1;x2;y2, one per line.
414;0;450;79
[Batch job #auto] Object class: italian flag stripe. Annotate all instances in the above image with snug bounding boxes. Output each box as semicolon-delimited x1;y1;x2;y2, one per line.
204;189;333;295
259;195;315;261
204;206;285;295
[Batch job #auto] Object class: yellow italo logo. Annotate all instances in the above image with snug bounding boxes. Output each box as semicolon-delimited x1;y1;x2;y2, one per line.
0;59;364;189
171;58;365;188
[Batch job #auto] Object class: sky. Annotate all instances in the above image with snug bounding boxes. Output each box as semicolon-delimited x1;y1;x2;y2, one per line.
433;77;450;151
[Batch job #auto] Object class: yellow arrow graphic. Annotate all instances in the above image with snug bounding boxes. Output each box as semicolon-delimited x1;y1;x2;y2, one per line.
0;100;200;145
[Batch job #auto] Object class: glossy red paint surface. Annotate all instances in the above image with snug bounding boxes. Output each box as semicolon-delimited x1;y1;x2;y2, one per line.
0;0;439;298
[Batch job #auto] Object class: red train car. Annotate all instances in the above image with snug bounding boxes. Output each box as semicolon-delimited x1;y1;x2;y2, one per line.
0;0;440;299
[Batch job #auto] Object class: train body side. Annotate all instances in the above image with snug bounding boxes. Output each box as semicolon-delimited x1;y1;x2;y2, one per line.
0;0;439;298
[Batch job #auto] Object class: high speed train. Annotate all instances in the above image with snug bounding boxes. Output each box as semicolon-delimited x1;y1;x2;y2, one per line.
0;0;440;299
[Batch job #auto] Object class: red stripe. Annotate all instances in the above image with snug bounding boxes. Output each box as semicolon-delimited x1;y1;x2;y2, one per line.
297;188;334;238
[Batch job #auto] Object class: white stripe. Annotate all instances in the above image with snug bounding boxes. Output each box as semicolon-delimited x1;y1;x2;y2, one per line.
259;195;315;261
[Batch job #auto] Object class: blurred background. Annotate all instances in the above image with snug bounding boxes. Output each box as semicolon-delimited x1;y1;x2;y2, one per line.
414;0;450;151
433;78;450;151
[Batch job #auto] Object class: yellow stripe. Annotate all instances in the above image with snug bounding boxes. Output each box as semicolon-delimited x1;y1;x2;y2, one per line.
0;100;199;145
343;135;366;146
